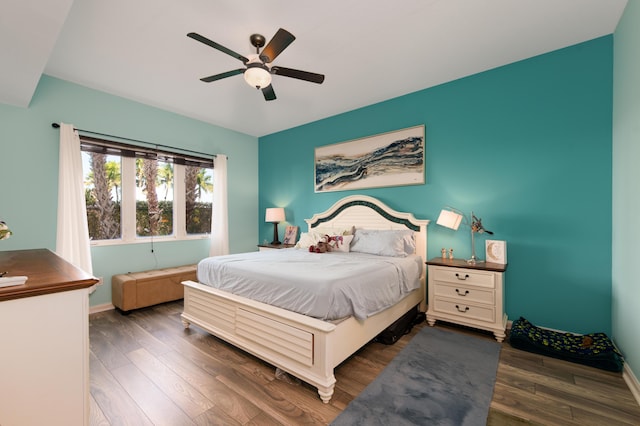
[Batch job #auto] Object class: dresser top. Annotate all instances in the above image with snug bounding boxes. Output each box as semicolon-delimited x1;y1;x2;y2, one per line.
258;243;296;249
0;249;97;301
427;257;507;272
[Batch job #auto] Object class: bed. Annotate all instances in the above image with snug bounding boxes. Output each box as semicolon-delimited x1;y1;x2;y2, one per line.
181;195;429;403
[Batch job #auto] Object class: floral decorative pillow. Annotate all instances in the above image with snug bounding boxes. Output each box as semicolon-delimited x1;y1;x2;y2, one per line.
296;226;355;249
300;233;354;253
328;235;354;252
314;226;354;236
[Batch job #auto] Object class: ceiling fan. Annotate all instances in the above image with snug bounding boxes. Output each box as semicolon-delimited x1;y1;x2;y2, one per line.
187;28;325;101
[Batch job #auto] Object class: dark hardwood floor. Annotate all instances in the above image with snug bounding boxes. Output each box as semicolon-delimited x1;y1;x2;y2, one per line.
89;301;640;425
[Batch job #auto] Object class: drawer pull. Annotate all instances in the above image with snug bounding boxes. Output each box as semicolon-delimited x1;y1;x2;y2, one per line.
455;305;469;313
455;273;470;280
455;289;469;296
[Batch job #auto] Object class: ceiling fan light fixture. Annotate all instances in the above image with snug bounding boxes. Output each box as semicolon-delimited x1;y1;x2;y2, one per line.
244;63;272;89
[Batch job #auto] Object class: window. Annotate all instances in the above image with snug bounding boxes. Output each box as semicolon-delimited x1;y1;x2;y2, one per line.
81;136;213;244
136;158;174;237
83;151;122;240
185;165;213;235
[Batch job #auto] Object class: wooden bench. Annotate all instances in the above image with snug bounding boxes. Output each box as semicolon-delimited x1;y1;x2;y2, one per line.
112;265;197;313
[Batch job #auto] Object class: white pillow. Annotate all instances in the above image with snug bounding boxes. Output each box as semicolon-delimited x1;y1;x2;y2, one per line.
350;229;415;257
295;231;326;249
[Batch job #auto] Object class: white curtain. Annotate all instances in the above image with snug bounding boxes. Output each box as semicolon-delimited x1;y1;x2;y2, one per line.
56;123;94;275
209;154;229;256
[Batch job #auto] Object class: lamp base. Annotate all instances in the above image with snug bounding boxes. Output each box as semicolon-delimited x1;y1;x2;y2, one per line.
468;230;484;265
270;222;281;245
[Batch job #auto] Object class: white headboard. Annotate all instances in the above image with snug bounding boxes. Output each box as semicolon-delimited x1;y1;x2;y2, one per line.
304;195;430;265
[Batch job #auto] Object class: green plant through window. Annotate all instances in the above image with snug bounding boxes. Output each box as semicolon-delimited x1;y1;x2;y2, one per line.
82;147;213;242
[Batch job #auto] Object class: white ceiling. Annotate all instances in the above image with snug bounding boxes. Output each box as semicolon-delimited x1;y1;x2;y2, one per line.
2;0;627;137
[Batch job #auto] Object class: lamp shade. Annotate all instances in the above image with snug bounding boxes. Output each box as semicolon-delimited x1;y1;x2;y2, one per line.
244;64;272;89
265;207;285;223
436;209;463;230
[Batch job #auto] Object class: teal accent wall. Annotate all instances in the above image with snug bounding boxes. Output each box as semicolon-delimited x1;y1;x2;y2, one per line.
260;37;613;335
613;1;640;386
0;75;258;307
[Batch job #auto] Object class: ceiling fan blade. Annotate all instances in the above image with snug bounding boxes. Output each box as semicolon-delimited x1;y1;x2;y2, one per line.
259;28;295;63
262;84;276;101
187;32;249;64
271;66;325;84
200;68;245;83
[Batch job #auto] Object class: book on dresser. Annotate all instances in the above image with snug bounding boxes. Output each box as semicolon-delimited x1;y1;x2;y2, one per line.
0;275;28;287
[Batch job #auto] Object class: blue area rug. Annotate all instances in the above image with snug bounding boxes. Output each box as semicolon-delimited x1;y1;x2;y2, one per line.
332;327;501;426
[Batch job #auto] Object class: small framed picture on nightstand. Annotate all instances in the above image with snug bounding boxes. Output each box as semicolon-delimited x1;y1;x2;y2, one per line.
282;226;298;245
485;240;507;264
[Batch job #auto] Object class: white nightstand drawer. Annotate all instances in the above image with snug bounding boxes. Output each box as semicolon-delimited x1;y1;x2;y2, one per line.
433;283;495;305
433;298;495;323
431;267;495;289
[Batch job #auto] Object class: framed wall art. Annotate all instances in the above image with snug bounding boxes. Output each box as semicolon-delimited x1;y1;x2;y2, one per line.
485;240;507;264
314;125;425;193
282;225;298;245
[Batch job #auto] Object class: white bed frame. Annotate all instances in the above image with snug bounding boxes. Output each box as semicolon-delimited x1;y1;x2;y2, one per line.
181;195;429;403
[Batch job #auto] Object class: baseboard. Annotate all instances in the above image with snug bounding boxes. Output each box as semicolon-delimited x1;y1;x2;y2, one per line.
623;363;640;406
89;303;115;314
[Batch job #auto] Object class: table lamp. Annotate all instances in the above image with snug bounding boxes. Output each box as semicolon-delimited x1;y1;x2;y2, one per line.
436;208;493;264
265;207;285;245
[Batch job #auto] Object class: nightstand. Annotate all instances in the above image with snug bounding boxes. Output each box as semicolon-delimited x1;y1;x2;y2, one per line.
426;257;507;342
258;243;295;251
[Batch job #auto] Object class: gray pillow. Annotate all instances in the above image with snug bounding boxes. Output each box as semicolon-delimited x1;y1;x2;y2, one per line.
350;229;415;257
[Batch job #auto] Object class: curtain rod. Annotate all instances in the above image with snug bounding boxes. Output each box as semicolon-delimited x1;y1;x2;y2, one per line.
51;122;217;159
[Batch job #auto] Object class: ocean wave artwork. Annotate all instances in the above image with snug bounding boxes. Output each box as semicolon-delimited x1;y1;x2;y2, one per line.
315;125;425;192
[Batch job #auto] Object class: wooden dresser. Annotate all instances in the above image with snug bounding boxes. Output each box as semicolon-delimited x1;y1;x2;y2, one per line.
0;249;97;426
257;243;295;251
